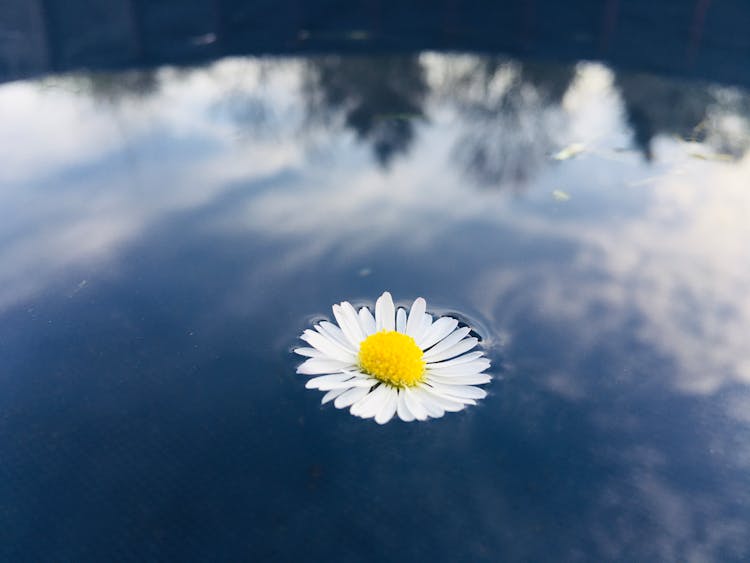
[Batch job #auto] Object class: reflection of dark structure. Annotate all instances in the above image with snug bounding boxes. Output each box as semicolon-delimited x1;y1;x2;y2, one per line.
444;59;575;189
303;56;427;166
6;0;750;169
618;73;714;161
3;0;750;91
520;61;576;105
617;73;750;160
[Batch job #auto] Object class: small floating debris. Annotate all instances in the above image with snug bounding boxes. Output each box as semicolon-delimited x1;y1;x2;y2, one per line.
687;152;733;162
345;30;371;41
295;292;491;424
190;33;217;46
69;279;88;297
552;190;571;201
552;143;585;161
672;135;734;163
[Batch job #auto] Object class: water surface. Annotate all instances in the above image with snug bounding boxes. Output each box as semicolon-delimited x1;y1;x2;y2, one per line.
2;25;750;563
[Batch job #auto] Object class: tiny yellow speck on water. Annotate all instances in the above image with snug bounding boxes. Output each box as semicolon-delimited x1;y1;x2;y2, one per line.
552;143;585;161
358;330;425;388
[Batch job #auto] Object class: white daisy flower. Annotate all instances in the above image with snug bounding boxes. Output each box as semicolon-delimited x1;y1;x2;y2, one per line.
295;291;491;424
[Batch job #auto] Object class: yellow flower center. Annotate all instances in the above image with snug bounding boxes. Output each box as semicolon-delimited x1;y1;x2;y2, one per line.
358;330;425;388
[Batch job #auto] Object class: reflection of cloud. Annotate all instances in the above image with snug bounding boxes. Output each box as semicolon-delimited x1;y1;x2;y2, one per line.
0;60;306;311
459;66;750;396
0;82;120;185
591;154;750;393
4;57;750;401
476;146;750;394
591;469;749;560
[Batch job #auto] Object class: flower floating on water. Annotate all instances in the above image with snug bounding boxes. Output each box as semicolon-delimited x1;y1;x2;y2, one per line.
295;292;491;424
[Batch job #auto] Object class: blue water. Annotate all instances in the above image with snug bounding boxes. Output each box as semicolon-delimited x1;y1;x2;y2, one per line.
2;2;750;561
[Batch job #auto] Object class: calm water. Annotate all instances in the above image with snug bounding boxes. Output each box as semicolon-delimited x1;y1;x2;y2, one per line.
2;4;750;562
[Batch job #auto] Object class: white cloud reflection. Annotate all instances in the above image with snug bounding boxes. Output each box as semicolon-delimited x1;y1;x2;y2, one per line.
1;58;750;401
0;59;306;310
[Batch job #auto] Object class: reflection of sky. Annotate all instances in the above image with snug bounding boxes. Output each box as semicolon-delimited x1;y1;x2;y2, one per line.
2;56;750;560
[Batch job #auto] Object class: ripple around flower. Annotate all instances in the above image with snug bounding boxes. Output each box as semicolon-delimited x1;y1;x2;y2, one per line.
295;291;491;424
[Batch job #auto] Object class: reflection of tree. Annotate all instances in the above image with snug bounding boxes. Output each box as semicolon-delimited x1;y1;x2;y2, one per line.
42;69;162;104
440;58;575;190
38;54;750;180
617;73;750;160
302;56;428;166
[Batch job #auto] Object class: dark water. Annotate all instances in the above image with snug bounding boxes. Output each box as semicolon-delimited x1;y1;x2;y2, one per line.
2;2;750;562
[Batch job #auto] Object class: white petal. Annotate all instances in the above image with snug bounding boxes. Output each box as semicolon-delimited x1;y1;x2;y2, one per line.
427;373;492;385
425;381;487;400
412;387;445;418
426;391;477;406
321;388;348;404
406;297;427;340
375;291;395;332
403;388;428;421
423;337;478;363
293;347;323;358
333;303;365;347
418;317;459;350
420;386;467;412
422;327;471;360
374;387;399;424
427;359;491;377
296;357;354;375
421;314;433;336
342;301;367;341
350;388;375;417
358;307;376;336
352;384;389;419
396;390;415;422
396;308;407;333
305;373;352;389
317;322;357;353
320;379;375;391
426;351;484;369
301;330;357;363
334;386;371;409
307;373;375;391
